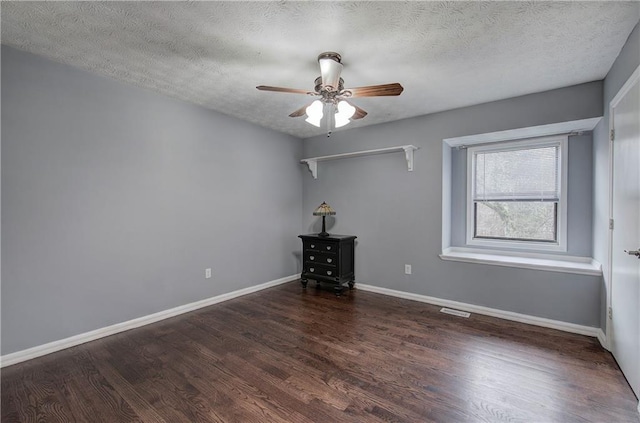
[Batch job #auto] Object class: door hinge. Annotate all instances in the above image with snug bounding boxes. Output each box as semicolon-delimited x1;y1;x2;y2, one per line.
609;219;614;230
608;307;612;319
610;129;615;141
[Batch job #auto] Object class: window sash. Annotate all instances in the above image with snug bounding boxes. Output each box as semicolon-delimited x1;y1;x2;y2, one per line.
472;144;560;202
474;197;559;203
473;201;558;242
465;135;568;252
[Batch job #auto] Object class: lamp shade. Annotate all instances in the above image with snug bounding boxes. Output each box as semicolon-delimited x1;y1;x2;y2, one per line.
334;100;356;128
305;100;324;127
313;202;336;216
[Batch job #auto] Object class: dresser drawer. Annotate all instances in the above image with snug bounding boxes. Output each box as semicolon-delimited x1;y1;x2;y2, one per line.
304;241;338;253
304;263;338;278
304;252;337;266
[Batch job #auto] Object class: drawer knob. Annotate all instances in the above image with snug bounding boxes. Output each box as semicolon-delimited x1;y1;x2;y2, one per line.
326;246;332;250
310;244;315;248
326;258;332;263
327;271;332;276
310;268;315;272
310;256;315;260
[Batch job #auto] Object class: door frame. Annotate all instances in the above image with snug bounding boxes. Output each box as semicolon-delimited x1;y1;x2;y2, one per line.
606;64;640;353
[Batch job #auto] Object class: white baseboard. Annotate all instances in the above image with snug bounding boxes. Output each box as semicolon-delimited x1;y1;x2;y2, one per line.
596;329;609;350
1;274;299;368
357;284;602;338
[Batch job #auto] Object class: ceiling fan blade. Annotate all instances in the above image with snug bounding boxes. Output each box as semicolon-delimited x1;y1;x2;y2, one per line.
256;85;312;95
351;103;368;120
343;83;404;98
288;103;312;118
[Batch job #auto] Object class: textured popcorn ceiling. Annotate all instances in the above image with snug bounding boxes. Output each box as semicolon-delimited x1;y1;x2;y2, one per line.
2;2;639;138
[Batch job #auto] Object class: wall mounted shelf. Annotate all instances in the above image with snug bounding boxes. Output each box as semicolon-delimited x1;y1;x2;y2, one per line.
300;145;418;179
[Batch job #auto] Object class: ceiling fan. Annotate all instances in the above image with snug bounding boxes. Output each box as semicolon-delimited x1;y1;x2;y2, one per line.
256;52;403;136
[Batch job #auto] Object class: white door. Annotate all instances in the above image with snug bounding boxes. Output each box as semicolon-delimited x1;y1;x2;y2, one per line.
610;66;640;402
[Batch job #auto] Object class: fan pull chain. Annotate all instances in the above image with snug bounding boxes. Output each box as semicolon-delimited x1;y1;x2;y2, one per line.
326;103;334;137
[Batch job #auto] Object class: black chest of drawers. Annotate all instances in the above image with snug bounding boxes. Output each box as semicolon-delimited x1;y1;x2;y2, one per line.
298;234;356;295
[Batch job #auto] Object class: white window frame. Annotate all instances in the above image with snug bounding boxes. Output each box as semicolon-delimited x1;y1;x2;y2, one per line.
465;135;568;253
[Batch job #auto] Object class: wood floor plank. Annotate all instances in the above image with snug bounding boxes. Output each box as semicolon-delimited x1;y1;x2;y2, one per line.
66;348;143;422
102;331;232;422
89;345;170;423
2;281;638;422
12;363;75;423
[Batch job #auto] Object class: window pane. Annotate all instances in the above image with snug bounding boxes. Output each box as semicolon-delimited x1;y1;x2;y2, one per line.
474;146;559;201
475;201;556;241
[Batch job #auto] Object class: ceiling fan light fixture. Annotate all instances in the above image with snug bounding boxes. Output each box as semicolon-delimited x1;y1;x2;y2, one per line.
334;100;356;128
305;100;324;127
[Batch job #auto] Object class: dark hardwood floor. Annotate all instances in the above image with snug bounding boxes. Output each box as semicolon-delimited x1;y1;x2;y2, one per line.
2;281;638;422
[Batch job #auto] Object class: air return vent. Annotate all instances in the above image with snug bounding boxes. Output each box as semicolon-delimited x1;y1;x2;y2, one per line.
440;308;470;318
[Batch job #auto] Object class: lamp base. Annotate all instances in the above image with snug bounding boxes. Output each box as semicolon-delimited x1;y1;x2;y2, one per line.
318;216;330;237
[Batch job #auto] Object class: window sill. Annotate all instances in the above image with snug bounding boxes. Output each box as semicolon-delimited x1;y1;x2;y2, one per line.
439;247;602;276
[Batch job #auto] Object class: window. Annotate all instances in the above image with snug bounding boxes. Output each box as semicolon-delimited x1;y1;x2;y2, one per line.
466;136;567;252
442;119;601;273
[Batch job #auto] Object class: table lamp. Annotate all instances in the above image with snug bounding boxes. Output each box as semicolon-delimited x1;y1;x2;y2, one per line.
313;202;336;237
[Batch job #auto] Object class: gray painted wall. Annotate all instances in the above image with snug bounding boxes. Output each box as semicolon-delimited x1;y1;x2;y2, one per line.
593;20;640;332
302;82;603;327
450;134;593;257
1;46;303;355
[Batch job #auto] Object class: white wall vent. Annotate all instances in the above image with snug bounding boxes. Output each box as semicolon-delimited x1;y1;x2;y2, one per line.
440;308;471;318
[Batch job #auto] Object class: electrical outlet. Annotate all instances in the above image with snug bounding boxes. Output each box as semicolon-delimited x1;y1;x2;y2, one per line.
205;268;212;279
404;264;412;275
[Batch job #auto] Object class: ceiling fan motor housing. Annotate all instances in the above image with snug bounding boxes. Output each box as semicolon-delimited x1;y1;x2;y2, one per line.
317;52;343;93
314;77;344;99
317;52;341;63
